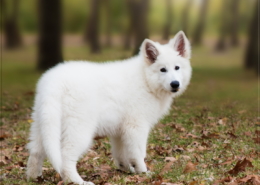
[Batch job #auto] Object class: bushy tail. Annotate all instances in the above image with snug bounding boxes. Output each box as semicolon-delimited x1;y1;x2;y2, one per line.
37;94;63;173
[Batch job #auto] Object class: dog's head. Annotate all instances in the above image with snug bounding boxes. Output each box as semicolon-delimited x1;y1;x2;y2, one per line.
140;31;192;97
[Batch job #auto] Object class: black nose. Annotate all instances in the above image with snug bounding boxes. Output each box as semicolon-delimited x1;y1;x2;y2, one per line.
170;81;179;89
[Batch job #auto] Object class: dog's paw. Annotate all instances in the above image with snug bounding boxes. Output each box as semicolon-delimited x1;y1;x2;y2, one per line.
129;166;136;173
82;181;95;185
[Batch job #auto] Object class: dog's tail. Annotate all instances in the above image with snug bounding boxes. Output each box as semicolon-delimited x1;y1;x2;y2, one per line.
37;90;63;174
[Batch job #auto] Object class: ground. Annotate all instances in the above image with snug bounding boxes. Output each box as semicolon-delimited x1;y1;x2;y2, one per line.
1;35;259;184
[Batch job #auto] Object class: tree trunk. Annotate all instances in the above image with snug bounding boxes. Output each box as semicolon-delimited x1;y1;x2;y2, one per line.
162;0;173;40
126;0;149;55
123;0;135;50
123;23;133;50
244;1;259;75
182;0;192;36
38;0;63;71
85;0;101;53
104;0;112;47
3;0;23;49
215;0;229;51
192;0;209;45
230;0;240;47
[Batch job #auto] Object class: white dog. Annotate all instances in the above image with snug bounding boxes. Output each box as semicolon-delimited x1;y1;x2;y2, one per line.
26;31;192;185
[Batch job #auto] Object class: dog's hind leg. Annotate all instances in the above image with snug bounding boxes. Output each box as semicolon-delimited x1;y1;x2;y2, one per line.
27;121;46;179
60;117;95;185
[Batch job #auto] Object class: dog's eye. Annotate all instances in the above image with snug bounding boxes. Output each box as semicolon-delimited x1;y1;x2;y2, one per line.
160;68;167;72
175;66;180;70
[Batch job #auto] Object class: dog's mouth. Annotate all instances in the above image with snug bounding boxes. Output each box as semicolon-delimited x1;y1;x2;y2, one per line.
171;88;179;93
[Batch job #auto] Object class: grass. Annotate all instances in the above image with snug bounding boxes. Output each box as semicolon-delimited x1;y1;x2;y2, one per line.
1;36;259;184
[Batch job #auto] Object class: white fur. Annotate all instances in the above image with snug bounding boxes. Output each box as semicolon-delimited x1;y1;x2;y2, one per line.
26;31;192;185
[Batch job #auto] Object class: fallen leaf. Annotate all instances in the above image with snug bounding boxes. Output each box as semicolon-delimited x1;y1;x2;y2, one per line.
57;181;63;185
0;160;6;166
208;117;215;120
55;173;61;181
227;158;254;176
218;117;228;125
238;174;260;184
125;175;147;183
188;181;198;185
155;145;173;155
160;161;175;175
164;157;177;163
0;130;10;140
180;155;191;161
99;164;111;171
185;133;199;138
152;175;163;185
172;145;184;153
197;146;206;151
238;110;246;114
228;182;238;185
183;161;197;173
201;142;210;148
17;161;25;167
42;167;49;171
227;132;237;139
244;132;251;136
253;137;260;144
219;159;233;166
82;155;89;162
170;123;186;132
24;91;35;96
214;176;233;184
94;136;106;140
202;132;220;139
57;181;64;185
36;176;44;183
87;150;98;158
27;119;33;123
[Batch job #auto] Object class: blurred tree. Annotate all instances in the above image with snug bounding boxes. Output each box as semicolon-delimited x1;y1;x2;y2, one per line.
3;0;23;49
230;0;240;47
162;0;173;40
126;0;149;55
123;0;134;51
181;0;192;36
244;1;259;75
104;0;112;47
123;19;133;50
192;0;209;45
38;0;63;70
84;0;101;53
215;0;229;51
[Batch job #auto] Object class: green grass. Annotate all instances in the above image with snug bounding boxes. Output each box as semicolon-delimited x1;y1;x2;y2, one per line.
1;36;259;184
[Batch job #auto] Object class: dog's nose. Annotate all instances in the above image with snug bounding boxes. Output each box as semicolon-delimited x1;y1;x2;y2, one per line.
170;81;179;89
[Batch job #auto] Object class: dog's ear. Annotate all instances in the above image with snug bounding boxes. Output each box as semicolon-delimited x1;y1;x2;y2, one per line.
169;31;191;59
141;39;159;64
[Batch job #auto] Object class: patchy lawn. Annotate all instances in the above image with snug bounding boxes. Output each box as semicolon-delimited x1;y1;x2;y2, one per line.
1;36;259;184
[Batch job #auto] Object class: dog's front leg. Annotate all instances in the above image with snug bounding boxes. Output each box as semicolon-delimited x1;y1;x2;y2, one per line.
115;124;150;173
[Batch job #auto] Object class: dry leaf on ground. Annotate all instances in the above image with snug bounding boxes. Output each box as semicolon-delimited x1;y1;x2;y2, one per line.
183;161;197;173
227;158;254;176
